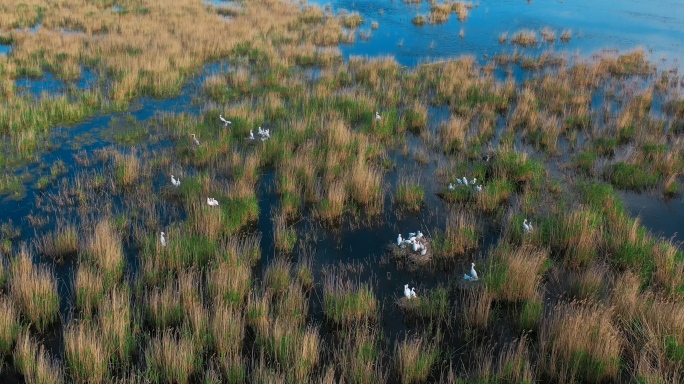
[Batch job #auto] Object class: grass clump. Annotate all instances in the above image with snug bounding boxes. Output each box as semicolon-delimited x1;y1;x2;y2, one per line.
323;273;378;325
540;301;621;383
395;332;441;383
0;297;20;355
486;244;549;302
146;330;201;384
64;321;110;383
14;331;64;384
604;161;660;191
10;248;60;332
395;174;425;212
35;220;79;262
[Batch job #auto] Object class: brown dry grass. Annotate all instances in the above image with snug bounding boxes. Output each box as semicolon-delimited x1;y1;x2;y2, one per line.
14;331;64;384
64;321;109;383
491;245;548;302
539;301;622;383
9;247;60;332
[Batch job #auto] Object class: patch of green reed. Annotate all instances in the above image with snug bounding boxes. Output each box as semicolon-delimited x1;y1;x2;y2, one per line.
323;275;378;325
407;285;449;323
395;332;441;384
222;195;260;233
604;161;661;191
395;183;425;211
337;325;384;384
113;126;150;145
576;181;626;218
263;258;292;296
14;331;64;384
491;151;545;190
592;137;617;156
572;149;597;176
520;298;543;331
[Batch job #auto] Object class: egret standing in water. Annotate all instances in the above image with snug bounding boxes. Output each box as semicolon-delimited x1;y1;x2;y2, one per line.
160;232;167;247
463;262;478;281
191;134;200;146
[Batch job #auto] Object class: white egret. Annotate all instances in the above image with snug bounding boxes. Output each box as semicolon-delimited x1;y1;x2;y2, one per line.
448;183;455;191
191;134;200;146
410;287;417;299
470;178;477;185
160;232;167;247
207;197;219;206
248;130;254;140
219;115;232;127
416;231;423;239
412;242;420;252
257;126;264;136
456;178;463;185
420;244;427;256
397;234;403;246
462;176;468;186
475;185;482;192
463;262;478;281
523;219;533;233
404;284;411;300
375;111;381;121
170;175;180;187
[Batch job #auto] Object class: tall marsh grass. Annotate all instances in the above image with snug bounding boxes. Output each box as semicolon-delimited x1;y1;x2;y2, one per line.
10;248;60;332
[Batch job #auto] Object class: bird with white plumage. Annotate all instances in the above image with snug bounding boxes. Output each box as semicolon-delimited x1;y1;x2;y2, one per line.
463;262;478;281
219;115;232;127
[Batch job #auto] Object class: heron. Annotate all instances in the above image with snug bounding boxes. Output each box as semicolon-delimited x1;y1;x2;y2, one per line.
219;115;232;127
160;232;167;247
191;134;200;146
463;262;478;281
170;175;180;187
404;284;411;300
207;197;219;206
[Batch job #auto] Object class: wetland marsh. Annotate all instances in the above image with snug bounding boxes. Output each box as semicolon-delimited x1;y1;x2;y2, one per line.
0;0;684;383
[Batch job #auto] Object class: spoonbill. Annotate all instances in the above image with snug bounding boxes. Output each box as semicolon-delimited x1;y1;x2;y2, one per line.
470;178;477;185
219;115;232;127
463;262;478;281
207;197;219;206
410;287;417;299
456;178;463;185
475;185;482;192
160;232;167;247
448;183;455;191
191;134;200;146
171;175;180;187
404;284;411;300
462;176;468;186
416;231;423;239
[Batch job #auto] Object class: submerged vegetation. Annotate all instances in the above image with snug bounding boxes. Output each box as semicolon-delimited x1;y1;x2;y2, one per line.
0;0;683;383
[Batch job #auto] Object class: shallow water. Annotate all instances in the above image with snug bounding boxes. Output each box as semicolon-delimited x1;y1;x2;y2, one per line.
310;0;684;67
0;44;10;55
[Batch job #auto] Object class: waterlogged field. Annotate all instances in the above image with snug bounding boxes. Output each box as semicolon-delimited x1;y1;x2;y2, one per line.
0;0;683;383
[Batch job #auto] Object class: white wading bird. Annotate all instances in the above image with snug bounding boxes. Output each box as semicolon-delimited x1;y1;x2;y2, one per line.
207;197;219;206
219;115;232;127
404;284;412;300
463;262;479;281
191;134;200;146
160;232;167;247
171;175;180;187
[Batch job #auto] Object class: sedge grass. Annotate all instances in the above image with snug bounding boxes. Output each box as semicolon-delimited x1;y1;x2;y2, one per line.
64;321;109;383
395;332;441;384
14;331;64;384
0;296;19;355
9;247;60;332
